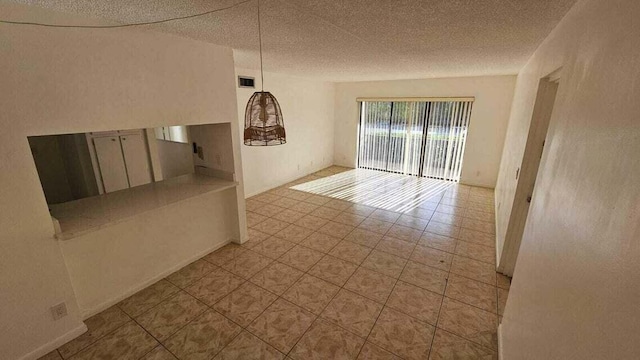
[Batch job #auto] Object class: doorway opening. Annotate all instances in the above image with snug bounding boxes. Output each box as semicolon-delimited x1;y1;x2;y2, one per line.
356;98;474;182
498;69;561;276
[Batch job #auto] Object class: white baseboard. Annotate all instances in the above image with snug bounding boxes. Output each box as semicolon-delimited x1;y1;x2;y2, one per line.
80;239;231;319
19;323;88;360
498;323;504;360
458;180;495;189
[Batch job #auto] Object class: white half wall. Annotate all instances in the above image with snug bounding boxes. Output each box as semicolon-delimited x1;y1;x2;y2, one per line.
0;3;241;359
60;188;238;317
496;0;640;358
333;76;516;188
235;68;336;197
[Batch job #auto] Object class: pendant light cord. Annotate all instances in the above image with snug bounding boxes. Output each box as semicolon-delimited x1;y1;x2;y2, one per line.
257;0;264;92
0;0;251;28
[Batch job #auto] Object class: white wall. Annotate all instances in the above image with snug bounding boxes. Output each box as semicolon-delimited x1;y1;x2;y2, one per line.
155;140;195;180
497;0;640;358
333;76;516;188
235;68;336;197
0;3;242;359
191;123;236;174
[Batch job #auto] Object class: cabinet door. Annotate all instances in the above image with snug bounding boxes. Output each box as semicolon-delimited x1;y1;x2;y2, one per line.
93;136;129;193
120;133;152;188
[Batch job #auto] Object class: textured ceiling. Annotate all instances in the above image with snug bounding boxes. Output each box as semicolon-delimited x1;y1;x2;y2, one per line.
4;0;577;81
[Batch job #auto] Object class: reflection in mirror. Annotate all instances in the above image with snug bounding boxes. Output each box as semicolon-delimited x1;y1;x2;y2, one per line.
28;133;100;205
28;124;237;239
29;129;157;204
154;126;189;144
28;127;197;206
28;123;234;210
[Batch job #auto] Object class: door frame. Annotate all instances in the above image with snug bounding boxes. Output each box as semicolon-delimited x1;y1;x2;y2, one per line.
498;68;562;276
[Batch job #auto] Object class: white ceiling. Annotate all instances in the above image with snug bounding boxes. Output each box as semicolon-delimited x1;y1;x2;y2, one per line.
5;0;577;81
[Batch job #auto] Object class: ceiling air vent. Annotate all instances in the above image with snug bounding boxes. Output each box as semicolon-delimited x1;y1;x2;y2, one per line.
238;76;255;88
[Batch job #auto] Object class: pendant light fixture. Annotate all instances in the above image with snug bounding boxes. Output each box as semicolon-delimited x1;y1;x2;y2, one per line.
244;0;286;146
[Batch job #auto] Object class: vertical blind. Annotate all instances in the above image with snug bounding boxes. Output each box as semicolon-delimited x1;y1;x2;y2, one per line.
357;99;473;182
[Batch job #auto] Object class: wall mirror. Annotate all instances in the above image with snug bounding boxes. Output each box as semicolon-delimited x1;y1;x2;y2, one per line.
28;126;195;205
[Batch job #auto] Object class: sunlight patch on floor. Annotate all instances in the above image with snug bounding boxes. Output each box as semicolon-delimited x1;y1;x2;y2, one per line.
290;168;453;212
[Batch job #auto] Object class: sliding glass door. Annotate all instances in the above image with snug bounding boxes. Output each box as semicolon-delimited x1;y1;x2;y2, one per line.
357;99;473;182
358;102;392;171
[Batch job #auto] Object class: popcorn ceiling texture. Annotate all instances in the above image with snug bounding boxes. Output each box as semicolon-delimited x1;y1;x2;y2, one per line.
6;0;577;81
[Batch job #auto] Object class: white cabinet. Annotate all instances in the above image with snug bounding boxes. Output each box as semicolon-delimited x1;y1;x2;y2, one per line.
91;130;152;193
93;136;129;193
120;133;152;187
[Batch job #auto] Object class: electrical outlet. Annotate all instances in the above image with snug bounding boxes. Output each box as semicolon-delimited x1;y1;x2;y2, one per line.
51;302;68;320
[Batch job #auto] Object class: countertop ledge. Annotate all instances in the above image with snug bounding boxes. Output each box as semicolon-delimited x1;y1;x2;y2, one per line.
50;173;238;240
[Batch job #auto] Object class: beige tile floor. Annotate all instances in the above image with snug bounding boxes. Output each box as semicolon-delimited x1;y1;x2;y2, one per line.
41;166;510;360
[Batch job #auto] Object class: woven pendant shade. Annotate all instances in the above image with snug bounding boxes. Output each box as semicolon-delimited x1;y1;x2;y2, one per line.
243;0;286;146
244;91;286;145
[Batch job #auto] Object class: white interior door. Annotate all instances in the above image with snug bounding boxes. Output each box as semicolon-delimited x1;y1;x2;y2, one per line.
93;136;129;193
120;133;152;188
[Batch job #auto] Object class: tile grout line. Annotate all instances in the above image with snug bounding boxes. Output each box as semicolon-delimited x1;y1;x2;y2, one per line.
62;318;132;360
434;190;501;355
236;257;313;357
197;268;281;358
136;270;222;359
129;314;182;360
283;212;398;359
247;201;402;358
236;224;361;358
170;264;275;359
247;183;487;358
355;209;431;359
428;192;454;360
209;216;364;358
376;200;444;359
63;304;174;360
248;183;435;354
123;258;254;359
355;217;424;360
257;174;499;354
281;213;383;357
338;185;496;357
